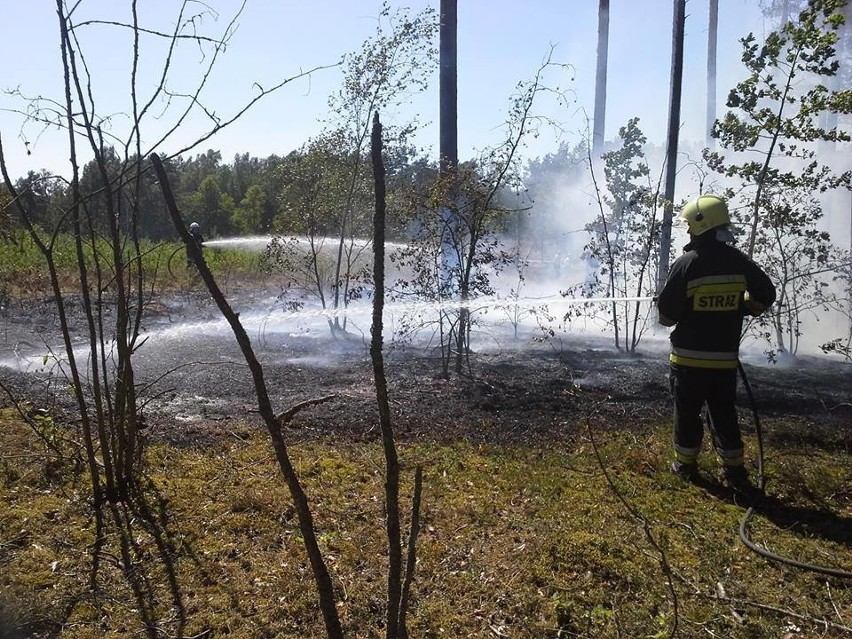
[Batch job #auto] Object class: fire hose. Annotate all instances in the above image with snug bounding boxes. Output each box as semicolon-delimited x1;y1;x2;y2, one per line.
736;361;852;579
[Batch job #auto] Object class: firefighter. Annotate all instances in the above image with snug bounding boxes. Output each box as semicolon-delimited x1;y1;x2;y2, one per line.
187;221;204;267
656;195;776;491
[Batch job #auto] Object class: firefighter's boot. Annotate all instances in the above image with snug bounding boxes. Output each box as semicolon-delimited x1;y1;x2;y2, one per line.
671;460;699;483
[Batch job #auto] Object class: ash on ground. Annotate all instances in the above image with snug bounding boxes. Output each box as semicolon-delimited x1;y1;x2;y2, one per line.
1;290;850;453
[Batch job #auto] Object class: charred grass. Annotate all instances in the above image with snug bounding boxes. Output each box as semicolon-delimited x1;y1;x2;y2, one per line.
1;409;850;639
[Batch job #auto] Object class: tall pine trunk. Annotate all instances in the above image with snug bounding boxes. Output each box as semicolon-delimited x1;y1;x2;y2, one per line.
439;0;463;367
593;0;610;157
706;0;719;148
439;0;458;176
657;0;686;290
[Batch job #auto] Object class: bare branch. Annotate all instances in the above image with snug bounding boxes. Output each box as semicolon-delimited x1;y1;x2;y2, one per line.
274;394;338;426
150;153;344;638
69;19;225;45
398;464;423;638
151;61;340;163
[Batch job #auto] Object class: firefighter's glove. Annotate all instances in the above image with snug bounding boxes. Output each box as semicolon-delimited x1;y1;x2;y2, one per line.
741;291;767;317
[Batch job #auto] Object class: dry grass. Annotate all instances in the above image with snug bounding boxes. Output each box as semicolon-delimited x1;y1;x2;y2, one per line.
0;408;850;638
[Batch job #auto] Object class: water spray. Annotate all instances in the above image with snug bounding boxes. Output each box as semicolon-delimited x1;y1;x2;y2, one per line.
273;294;658;321
201;236;274;250
199;235;411;253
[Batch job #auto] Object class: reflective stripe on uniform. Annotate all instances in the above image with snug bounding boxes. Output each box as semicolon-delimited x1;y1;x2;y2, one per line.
675;445;700;464
686;274;747;294
716;447;744;467
670;346;739;369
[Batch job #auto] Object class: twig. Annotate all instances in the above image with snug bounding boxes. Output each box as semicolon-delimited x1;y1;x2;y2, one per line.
684;586;852;634
70;19;223;44
275;394;338;426
398;465;423;637
585;411;680;639
825;581;846;626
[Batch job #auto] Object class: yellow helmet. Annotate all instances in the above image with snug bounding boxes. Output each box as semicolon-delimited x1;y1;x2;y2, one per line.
681;195;731;236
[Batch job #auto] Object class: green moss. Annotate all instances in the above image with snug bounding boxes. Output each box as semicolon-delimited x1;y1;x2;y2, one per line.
0;412;849;638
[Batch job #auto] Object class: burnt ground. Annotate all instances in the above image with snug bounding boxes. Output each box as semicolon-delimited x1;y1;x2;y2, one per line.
1;289;850;453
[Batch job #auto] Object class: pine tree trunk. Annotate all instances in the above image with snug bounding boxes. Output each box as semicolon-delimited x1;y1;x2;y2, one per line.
593;0;610;157
440;0;462;362
706;0;718;148
657;0;686;290
439;0;458;176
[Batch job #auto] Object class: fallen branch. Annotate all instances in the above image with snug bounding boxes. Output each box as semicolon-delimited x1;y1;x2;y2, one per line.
275;394;338;426
683;583;852;634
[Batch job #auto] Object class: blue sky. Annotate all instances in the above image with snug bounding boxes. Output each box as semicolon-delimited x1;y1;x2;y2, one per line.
0;1;770;180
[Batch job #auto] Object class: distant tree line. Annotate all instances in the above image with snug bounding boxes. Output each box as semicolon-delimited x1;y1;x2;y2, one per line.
3;144;545;245
2;148;391;242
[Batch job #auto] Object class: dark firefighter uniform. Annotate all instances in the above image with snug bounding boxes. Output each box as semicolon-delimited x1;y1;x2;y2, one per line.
657;195;776;484
187;222;204;267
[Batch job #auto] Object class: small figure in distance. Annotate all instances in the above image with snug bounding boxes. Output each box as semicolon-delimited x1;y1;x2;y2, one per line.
186;221;204;268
